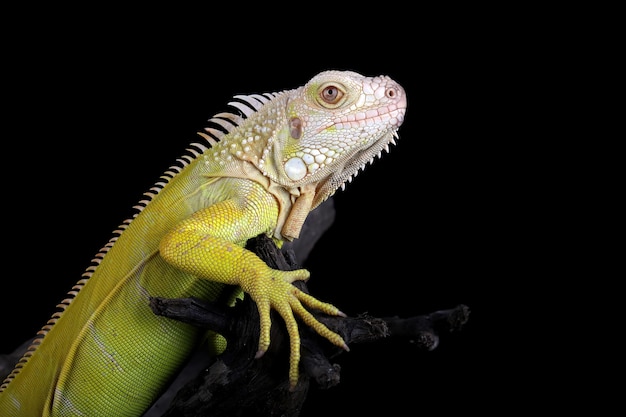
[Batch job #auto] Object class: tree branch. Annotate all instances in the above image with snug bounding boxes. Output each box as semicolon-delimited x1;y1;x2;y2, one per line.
148;232;471;416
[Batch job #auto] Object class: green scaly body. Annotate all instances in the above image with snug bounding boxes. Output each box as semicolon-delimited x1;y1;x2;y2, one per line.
0;70;407;416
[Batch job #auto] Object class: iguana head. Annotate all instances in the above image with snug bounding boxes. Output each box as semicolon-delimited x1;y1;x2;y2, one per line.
262;70;407;207
201;70;407;239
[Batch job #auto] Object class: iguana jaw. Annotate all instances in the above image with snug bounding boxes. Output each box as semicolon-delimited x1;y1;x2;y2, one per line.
310;127;401;208
280;127;401;241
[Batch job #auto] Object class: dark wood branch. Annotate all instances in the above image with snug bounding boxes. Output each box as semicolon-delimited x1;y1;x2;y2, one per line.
383;304;471;351
147;233;471;416
149;296;232;334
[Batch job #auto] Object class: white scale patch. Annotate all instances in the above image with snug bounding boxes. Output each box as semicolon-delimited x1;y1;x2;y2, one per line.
284;157;307;180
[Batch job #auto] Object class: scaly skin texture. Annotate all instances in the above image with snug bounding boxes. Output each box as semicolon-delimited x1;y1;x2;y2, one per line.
0;70;407;416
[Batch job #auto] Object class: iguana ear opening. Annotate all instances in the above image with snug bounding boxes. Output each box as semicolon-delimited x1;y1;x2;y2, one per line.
289;117;303;140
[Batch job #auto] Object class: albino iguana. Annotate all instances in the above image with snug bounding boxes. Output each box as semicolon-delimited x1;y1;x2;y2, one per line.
0;70;407;416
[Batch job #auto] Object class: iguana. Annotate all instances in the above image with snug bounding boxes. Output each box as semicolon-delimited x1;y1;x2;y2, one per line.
0;70;407;416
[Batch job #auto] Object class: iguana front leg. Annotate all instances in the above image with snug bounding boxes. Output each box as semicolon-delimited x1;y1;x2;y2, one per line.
158;197;348;388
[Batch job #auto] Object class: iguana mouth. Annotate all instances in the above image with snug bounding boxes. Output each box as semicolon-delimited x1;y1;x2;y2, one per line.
323;102;406;133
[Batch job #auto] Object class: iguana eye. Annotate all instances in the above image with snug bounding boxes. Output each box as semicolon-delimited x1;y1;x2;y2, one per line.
321;85;341;103
317;83;346;108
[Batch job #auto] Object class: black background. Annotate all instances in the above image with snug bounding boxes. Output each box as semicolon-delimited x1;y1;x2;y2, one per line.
1;7;546;415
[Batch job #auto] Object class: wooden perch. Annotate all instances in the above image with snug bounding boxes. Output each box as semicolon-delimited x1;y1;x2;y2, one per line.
147;233;471;417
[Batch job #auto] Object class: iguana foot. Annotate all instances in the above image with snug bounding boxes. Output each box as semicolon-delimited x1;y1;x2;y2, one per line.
243;267;349;389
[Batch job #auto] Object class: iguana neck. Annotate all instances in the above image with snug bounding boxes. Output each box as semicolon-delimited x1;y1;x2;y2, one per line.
202;93;309;241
